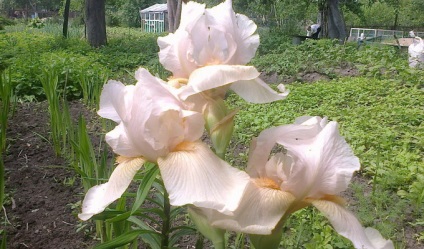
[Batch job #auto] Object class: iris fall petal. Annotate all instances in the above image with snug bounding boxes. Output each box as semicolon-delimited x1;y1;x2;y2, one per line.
157;142;249;214
312;200;394;249
78;157;145;221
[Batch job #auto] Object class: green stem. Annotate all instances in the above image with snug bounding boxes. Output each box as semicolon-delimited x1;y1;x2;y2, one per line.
161;189;171;249
0;157;4;207
96;220;106;242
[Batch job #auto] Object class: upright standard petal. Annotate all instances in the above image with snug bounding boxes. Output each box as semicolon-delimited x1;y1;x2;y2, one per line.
206;0;259;65
97;80;135;123
101;68;205;162
247;117;359;199
157;142;249;214
157;2;205;78
247;117;325;177
278;121;360;198
157;0;260;77
78;157;145;221
312;200;394;249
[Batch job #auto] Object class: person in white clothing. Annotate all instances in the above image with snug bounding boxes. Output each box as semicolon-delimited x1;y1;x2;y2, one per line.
307;24;321;39
357;32;365;47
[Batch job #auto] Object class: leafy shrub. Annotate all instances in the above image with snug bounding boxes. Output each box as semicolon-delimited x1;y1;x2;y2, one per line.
256;27;292;55
228;77;423;191
0;27;161;100
0;16;15;30
28;18;45;28
97;31;160;71
252;38;411;80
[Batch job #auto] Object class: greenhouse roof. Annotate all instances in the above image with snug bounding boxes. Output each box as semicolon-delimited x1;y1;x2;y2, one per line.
140;4;168;13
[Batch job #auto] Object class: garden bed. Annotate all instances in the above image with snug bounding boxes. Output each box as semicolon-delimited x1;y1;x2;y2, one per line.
3;83;423;248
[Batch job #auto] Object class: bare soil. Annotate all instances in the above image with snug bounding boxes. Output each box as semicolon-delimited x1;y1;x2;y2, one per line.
2;101;96;249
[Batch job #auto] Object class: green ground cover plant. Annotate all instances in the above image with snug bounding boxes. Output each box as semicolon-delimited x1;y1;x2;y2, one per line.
0;24;162;100
226;76;423;248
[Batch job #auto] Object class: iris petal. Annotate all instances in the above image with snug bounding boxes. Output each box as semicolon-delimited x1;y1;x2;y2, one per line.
312;200;394;249
157;142;249;214
78;157;145;221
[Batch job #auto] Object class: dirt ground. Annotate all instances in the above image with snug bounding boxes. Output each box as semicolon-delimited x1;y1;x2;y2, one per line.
1;81;422;248
2;101;96;249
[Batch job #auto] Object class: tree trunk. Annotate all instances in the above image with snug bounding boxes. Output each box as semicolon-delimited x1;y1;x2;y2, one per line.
320;0;347;43
393;9;399;30
85;0;107;47
167;0;182;32
62;0;71;38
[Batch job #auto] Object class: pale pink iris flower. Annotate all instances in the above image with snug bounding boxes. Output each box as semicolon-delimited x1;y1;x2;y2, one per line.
205;116;394;249
158;0;288;110
78;68;249;221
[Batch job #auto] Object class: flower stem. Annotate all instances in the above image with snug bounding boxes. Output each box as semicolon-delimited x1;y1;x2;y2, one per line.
161;188;171;249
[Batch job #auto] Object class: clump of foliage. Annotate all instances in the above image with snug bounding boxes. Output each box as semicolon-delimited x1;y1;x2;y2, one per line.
226;75;423;247
0;27;161;100
252;37;413;82
0;16;14;30
28;18;45;28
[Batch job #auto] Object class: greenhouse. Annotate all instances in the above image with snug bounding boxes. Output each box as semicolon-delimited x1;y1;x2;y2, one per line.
139;3;168;33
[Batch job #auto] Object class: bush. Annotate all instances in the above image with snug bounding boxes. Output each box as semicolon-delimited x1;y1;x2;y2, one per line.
252;38;410;79
0;16;15;30
0;27;161;100
27;18;45;28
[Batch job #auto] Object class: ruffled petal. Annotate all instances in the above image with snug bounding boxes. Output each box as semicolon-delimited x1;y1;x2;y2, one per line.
312;200;394;249
247;117;359;198
78;157;145;221
233;13;259;64
157;2;205;78
312;122;360;195
105;123;143;158
182;110;205;142
205;0;259;65
157;142;249;213
281;122;360;198
97;80;135;123
105;69;204;161
364;228;395;249
180;1;206;29
179;65;260;100
247;118;324;177
230;78;288;103
189;18;237;67
157;32;194;78
209;180;295;234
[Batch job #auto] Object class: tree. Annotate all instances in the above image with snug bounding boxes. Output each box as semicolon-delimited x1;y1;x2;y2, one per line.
85;0;107;47
62;0;70;38
319;0;348;41
167;0;182;32
1;0;62;16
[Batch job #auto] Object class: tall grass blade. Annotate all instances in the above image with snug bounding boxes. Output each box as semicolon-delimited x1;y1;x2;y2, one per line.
40;68;62;156
0;69;13;153
71;115;98;190
93;230;159;249
131;164;159;214
0;230;6;249
0;157;5;208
